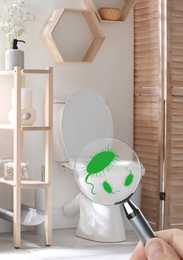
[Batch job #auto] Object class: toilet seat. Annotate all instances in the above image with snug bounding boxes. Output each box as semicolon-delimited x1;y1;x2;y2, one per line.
62;89;113;159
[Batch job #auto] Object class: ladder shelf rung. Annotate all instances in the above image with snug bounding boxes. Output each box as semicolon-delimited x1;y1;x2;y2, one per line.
0;178;49;188
21;126;51;131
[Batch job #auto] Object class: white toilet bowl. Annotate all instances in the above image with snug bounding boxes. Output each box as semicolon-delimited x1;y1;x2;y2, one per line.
53;89;142;242
64;193;126;242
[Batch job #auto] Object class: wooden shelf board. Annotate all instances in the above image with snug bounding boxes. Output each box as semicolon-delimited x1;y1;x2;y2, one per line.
0;71;14;76
0;124;14;130
0;125;51;131
22;69;52;74
0;178;14;186
81;0;137;23
0;69;52;76
0;178;49;188
21;179;49;188
97;20;125;24
21;126;51;131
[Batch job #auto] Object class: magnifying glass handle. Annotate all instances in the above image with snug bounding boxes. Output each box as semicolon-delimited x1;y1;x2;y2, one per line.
123;200;156;244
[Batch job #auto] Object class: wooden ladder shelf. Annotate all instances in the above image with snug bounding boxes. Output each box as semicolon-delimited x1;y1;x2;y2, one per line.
0;67;53;248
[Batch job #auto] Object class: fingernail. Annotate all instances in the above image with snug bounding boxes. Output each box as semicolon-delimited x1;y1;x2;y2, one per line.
146;240;164;260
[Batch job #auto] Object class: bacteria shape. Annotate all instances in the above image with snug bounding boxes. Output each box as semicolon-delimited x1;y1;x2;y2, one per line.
102;180;120;194
83;144;119;195
124;167;134;186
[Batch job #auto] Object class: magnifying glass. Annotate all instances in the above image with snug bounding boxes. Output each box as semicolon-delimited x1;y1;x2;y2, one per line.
74;138;155;244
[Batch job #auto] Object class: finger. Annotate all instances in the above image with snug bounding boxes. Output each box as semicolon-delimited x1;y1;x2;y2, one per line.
130;241;147;260
130;229;183;260
156;229;183;259
145;237;180;260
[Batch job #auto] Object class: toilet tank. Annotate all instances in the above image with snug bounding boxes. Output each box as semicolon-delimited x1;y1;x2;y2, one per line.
53;101;69;162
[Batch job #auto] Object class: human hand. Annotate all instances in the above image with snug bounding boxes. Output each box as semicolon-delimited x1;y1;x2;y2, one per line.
130;229;183;260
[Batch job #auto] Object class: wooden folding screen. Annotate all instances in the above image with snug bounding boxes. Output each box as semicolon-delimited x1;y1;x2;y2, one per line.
134;0;183;230
165;0;183;230
134;0;163;231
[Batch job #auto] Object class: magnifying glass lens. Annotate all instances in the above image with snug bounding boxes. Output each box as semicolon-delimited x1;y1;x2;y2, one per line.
74;138;142;205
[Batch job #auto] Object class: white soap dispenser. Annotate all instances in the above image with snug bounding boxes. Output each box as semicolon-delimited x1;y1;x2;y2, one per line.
5;39;25;71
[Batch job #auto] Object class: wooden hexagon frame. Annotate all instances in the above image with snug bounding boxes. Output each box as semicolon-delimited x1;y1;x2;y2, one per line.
40;8;105;63
81;0;137;23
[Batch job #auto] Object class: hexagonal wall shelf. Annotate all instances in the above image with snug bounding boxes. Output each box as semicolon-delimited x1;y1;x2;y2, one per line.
41;8;105;63
81;0;137;23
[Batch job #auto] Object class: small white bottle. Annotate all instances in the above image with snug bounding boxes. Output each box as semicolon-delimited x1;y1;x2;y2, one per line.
5;39;25;70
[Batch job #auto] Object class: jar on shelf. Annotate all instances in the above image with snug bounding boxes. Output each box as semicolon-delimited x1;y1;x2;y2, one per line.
0;158;29;180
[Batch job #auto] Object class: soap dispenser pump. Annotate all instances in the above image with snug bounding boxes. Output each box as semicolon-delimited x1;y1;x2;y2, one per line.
5;39;25;71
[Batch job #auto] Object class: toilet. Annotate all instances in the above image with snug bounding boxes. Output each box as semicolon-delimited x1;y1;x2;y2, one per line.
53;89;143;242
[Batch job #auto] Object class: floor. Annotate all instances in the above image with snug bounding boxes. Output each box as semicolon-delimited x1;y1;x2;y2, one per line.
0;228;138;259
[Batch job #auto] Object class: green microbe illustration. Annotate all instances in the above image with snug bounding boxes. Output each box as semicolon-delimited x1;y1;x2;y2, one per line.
124;167;134;186
84;144;119;195
86;150;117;174
103;181;120;194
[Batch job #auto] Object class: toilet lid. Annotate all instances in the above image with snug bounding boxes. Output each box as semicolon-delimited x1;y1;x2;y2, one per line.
62;89;113;158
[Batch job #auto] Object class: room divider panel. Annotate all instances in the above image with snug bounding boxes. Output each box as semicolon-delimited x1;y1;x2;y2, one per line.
134;0;183;231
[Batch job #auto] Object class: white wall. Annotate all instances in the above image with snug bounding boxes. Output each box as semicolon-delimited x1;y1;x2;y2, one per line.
0;0;133;231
